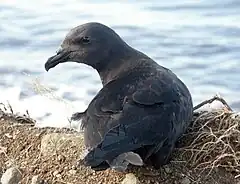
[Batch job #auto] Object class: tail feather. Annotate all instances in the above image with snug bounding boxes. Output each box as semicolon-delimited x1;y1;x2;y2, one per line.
71;111;85;121
83;138;144;168
83;124;157;168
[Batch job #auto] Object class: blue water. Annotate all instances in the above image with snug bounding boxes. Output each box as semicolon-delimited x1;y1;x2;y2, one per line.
0;0;239;128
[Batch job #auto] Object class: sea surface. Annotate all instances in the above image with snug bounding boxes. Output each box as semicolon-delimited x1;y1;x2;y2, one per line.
0;0;239;129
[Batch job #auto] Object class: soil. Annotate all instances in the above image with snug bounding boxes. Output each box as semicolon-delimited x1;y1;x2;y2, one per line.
0;117;239;184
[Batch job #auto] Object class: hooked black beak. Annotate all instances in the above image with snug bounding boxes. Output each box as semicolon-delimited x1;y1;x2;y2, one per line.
44;50;70;71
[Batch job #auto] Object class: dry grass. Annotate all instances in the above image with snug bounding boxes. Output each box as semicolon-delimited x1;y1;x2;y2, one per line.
23;72;73;109
0;102;35;125
177;95;240;179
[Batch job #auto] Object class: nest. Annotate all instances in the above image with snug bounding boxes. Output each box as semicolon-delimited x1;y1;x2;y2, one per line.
179;95;240;178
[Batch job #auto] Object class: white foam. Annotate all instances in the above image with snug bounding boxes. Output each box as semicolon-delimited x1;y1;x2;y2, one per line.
0;84;87;131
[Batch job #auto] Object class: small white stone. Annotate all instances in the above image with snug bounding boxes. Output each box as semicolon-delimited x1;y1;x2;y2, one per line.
1;167;22;184
56;174;61;178
31;175;42;184
180;177;191;184
5;160;14;168
53;170;59;176
68;170;77;175
4;133;13;139
121;173;139;184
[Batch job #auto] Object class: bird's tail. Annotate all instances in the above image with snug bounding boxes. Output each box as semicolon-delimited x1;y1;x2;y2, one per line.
83;141;144;170
83;124;154;170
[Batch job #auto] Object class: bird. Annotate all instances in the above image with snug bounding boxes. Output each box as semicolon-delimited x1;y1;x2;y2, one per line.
44;22;193;172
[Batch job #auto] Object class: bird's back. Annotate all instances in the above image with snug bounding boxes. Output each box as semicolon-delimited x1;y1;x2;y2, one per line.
82;59;193;169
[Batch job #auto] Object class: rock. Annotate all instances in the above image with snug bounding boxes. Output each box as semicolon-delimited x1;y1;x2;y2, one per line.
71;165;77;170
163;165;171;173
53;171;59;177
68;169;77;175
180;177;191;184
56;174;61;178
0;146;7;154
1;167;22;184
40;133;84;156
121;173;139;184
31;175;44;184
5;160;14;168
57;155;65;163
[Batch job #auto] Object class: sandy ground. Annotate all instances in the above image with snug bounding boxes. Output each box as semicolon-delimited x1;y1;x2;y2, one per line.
0;115;239;184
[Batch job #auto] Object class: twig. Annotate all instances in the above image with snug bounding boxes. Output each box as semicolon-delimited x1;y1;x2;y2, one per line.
193;95;233;112
7;101;14;114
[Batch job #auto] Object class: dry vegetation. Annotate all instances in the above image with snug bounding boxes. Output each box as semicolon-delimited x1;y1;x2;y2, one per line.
180;110;240;176
0;96;240;184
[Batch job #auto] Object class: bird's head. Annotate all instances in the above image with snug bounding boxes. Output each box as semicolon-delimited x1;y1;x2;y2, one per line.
45;22;130;73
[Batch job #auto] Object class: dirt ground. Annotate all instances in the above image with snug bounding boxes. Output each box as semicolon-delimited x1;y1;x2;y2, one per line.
0;115;239;184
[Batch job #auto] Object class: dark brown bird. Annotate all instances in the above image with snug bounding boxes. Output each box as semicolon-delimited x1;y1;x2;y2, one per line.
44;22;193;171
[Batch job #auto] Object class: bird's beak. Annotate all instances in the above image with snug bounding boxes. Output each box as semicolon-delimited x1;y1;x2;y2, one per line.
44;49;70;71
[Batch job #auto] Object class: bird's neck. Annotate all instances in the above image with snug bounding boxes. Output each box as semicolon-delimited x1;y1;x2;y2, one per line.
97;46;142;86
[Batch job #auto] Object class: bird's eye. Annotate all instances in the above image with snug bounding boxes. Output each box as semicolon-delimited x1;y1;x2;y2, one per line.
82;36;90;44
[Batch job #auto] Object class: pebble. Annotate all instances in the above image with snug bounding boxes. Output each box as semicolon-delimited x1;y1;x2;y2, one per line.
180;177;191;184
53;171;59;176
5;160;16;168
31;175;44;184
57;155;65;163
68;170;77;175
56;174;61;178
121;173;139;184
1;167;22;184
163;166;171;173
71;165;77;170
